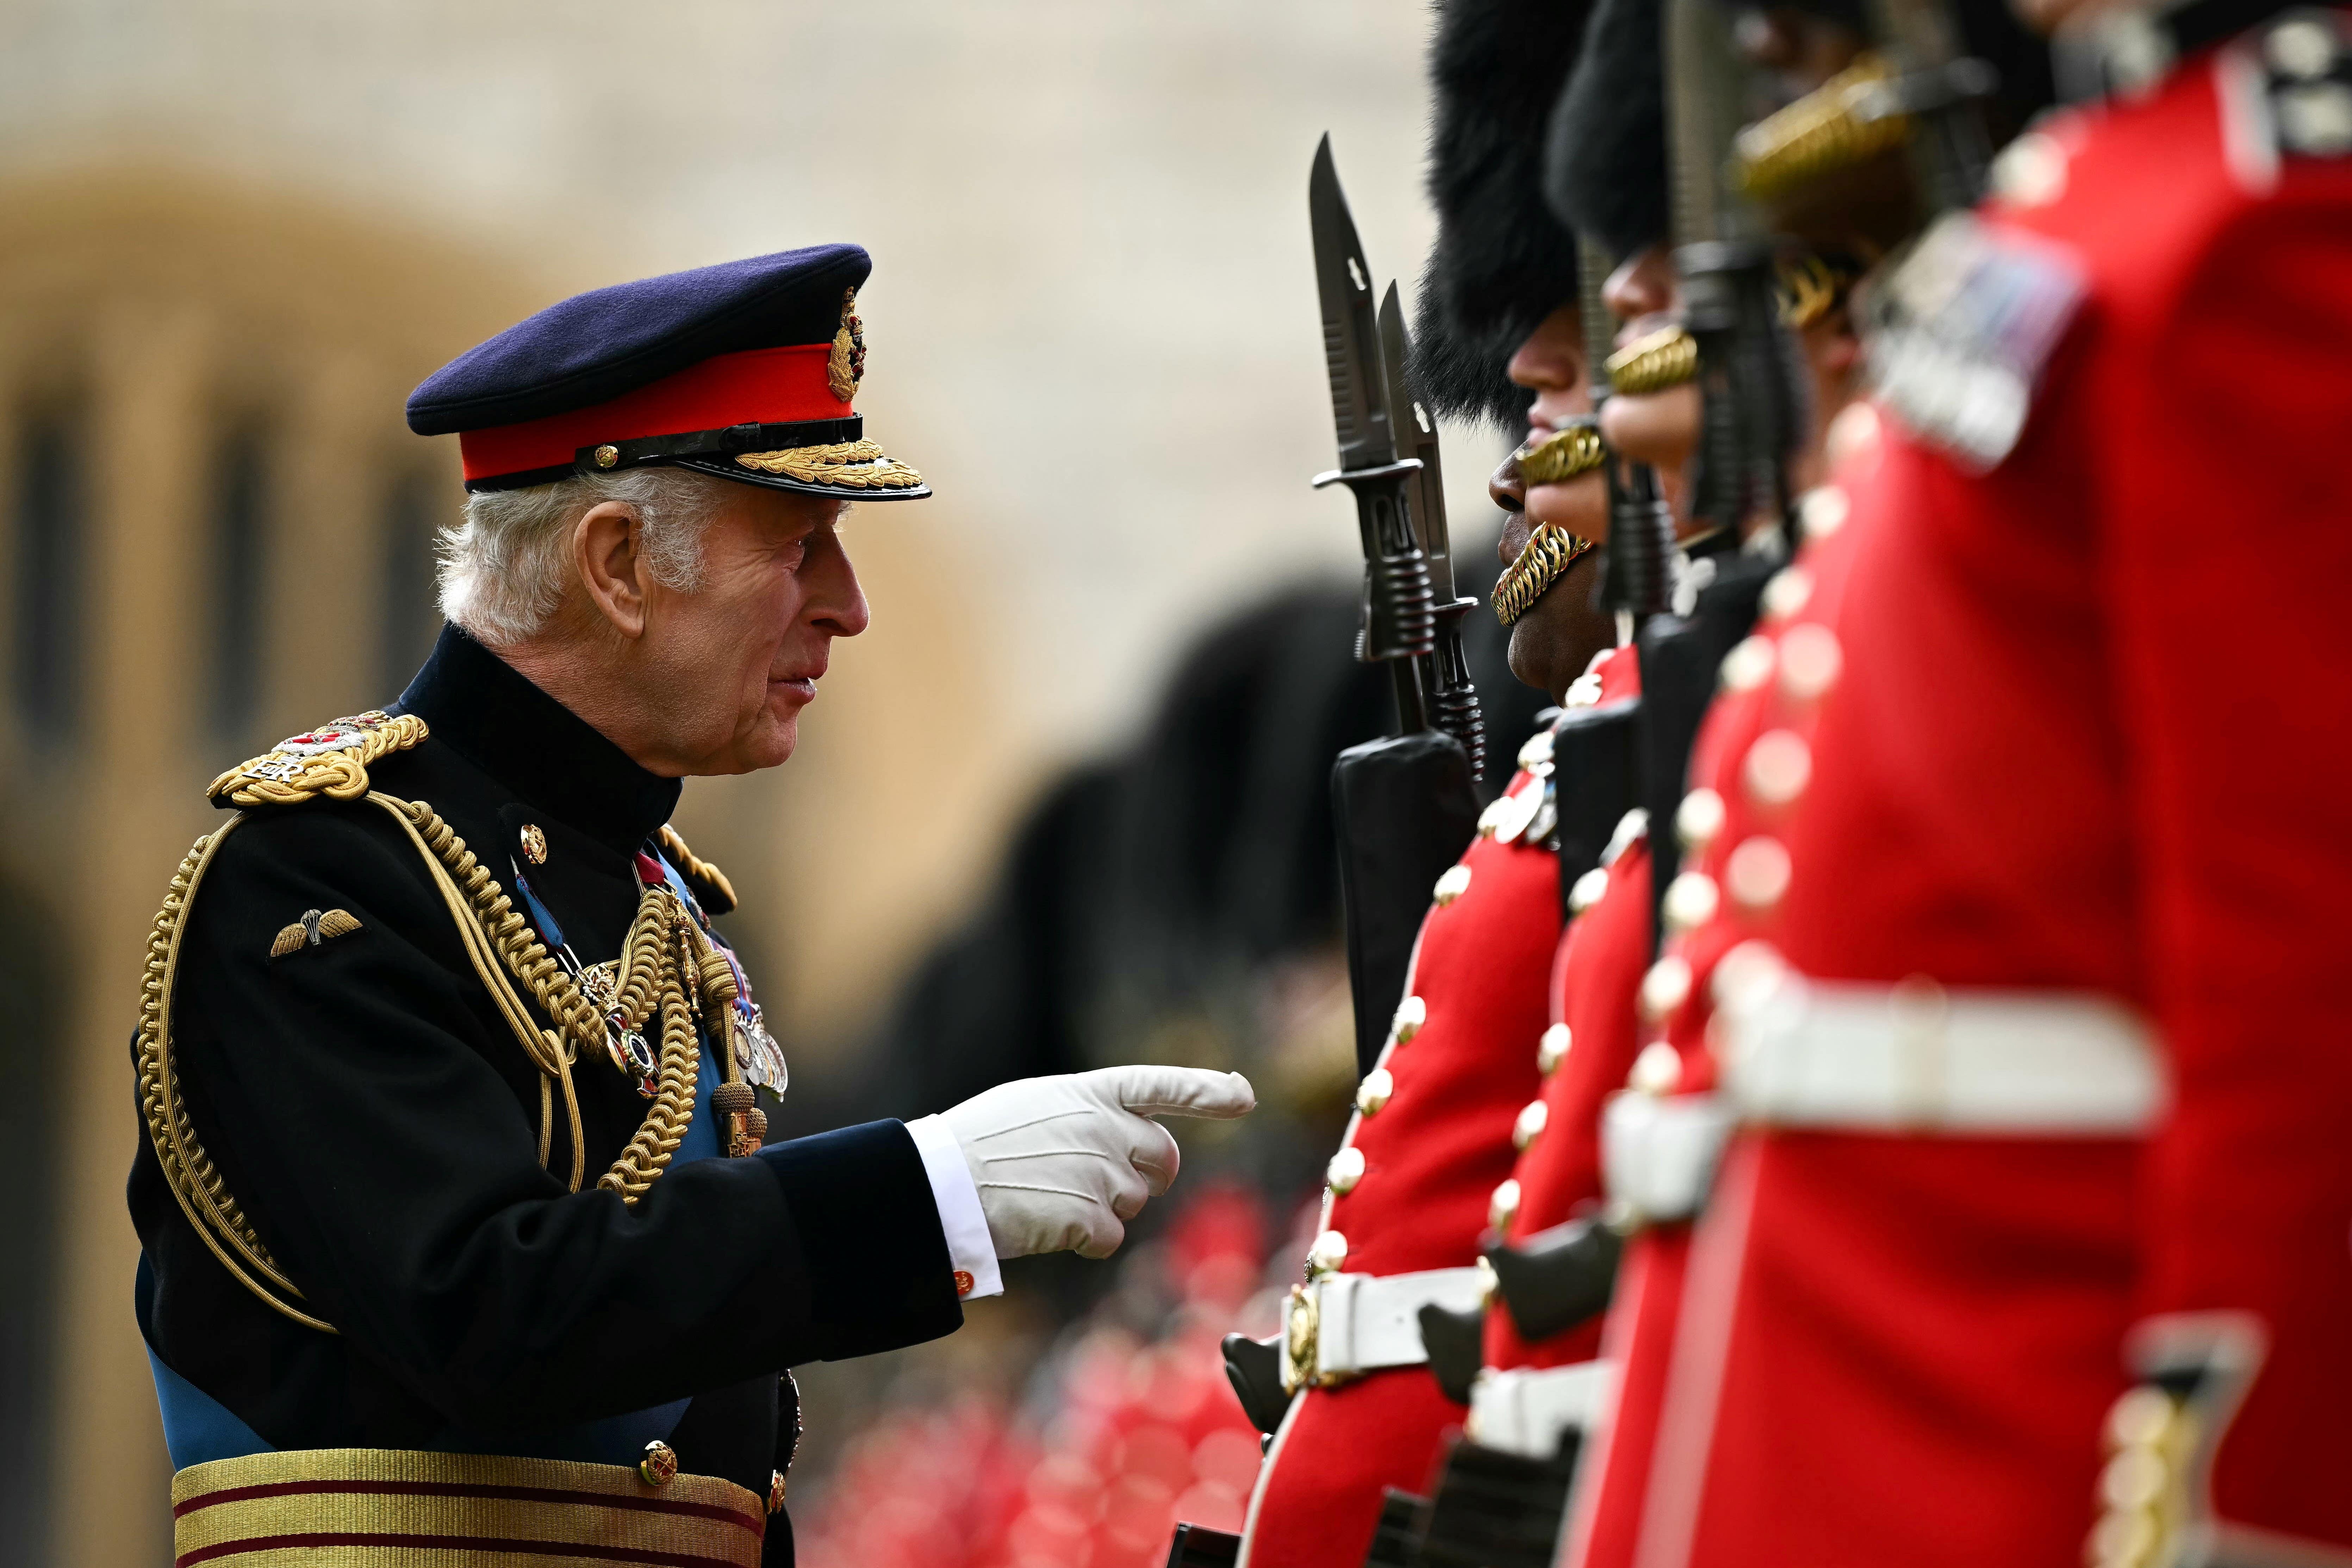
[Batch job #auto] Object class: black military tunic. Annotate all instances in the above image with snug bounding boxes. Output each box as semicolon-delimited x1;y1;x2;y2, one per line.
130;624;964;1536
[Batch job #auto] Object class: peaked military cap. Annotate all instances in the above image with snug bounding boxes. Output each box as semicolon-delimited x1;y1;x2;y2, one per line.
407;244;929;500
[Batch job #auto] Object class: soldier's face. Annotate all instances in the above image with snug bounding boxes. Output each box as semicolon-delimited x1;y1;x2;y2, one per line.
1598;246;1703;500
634;487;870;776
1493;303;1614;704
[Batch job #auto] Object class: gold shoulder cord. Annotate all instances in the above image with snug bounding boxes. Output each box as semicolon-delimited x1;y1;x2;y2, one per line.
140;716;746;1333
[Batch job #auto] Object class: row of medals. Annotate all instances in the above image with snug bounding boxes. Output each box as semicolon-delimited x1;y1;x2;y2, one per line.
572;921;789;1101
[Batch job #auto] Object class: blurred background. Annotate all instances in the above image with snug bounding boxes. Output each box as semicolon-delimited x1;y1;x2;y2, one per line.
0;3;1545;1562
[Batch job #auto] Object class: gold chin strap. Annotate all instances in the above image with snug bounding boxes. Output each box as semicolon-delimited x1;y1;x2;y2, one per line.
1734;54;1910;203
1606;326;1700;396
1492;524;1597;627
1775;250;1872;331
1519;423;1607;486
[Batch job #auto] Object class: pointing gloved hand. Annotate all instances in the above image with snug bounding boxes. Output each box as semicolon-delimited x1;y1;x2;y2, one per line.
938;1066;1256;1260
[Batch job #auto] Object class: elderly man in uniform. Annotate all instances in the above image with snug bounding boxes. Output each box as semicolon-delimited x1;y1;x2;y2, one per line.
130;245;1252;1568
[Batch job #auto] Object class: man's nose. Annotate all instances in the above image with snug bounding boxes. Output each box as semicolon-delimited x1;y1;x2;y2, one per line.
1507;341;1573;391
1489;450;1527;515
1603;245;1676;328
1506;304;1583;391
810;534;871;639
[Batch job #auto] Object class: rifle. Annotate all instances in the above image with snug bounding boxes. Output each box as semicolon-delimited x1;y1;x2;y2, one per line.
1468;238;1656;1364
1308;136;1483;1079
1868;0;1997;213
1583;236;1679;632
1377;282;1489;780
1629;0;1813;945
1667;0;1809;542
1222;144;1491;1446
1309;135;1440;737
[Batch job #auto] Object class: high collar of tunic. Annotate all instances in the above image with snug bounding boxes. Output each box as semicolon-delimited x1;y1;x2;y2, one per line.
395;623;682;857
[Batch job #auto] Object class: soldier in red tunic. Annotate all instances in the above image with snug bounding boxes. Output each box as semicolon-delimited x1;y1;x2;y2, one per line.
1575;1;2352;1567
1232;3;1620;1562
1455;0;1900;1498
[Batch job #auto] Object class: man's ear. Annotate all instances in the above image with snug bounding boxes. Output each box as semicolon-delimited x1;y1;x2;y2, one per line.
573;500;649;639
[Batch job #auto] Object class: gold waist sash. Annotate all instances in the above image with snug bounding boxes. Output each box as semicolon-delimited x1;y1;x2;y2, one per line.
171;1448;766;1568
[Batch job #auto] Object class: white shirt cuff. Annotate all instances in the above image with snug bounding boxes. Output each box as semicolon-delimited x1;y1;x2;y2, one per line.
904;1114;1003;1301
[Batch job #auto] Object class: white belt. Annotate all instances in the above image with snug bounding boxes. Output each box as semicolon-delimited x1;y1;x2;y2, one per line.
1602;1090;1734;1222
1281;1267;1486;1393
1719;959;2164;1133
1465;1360;1614;1459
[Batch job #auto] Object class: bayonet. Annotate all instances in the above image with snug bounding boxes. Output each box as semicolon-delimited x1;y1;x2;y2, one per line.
1377;285;1449;606
1667;0;1808;539
1582;237;1676;628
1868;0;1997;212
1377;283;1487;779
1310;135;1436;735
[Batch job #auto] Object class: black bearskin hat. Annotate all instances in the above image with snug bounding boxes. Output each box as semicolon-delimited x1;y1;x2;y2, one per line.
1408;0;1597;429
1545;0;1670;262
1544;0;2051;263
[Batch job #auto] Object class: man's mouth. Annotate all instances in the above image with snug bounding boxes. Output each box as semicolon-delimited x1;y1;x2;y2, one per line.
771;673;820;703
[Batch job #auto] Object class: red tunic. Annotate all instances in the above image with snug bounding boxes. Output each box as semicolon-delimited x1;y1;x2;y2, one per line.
1563;520;1858;1568
1238;739;1562;1568
1486;644;1652;1375
1583;30;2352;1568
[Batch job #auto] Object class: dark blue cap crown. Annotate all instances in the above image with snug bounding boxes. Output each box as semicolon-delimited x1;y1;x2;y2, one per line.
407;244;871;436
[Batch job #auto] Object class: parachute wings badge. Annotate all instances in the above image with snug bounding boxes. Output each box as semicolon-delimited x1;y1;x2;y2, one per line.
269;908;362;958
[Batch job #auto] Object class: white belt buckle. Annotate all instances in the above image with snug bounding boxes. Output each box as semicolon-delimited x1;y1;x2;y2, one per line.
1719;956;2165;1133
1281;1268;1488;1393
1466;1361;1615;1458
1601;1090;1734;1223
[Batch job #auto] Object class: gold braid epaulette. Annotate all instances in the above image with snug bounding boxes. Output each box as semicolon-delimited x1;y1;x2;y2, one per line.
207;710;430;808
658;825;739;915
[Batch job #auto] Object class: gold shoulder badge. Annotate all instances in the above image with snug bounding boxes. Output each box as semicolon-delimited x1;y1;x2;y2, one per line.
827;287;866;404
209;709;429;808
270;907;362;958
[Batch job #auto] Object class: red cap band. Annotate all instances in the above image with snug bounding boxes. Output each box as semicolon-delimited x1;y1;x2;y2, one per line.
457;344;851;483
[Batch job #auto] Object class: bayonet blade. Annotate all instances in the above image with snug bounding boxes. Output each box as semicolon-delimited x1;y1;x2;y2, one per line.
1580;238;1619;402
1310;135;1397;472
1376;283;1455;603
1666;0;1750;247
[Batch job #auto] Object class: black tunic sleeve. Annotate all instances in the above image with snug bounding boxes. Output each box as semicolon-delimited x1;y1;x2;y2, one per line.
158;801;961;1434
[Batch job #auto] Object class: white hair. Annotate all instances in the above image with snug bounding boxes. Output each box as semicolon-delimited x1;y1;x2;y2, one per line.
435;467;741;645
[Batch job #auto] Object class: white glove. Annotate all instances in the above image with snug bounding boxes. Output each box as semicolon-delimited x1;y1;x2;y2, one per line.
937;1065;1255;1260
